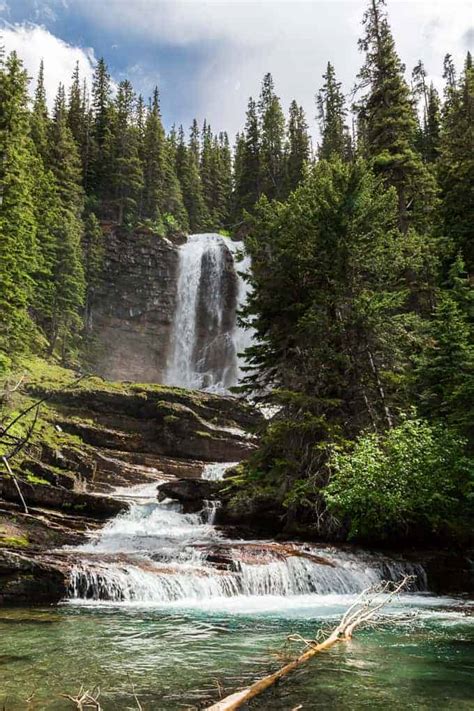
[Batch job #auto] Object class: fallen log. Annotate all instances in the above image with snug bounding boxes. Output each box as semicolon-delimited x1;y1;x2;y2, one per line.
206;576;413;711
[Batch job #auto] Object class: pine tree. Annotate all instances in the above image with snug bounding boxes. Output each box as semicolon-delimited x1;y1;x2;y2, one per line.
438;52;474;272
233;97;260;219
357;0;435;232
258;73;286;200
0;51;38;370
90;57;113;201
161;127;188;229
31;158;62;335
415;254;474;438
67;61;91;187
30;59;49;164
47;84;85;359
286;100;310;194
142;87;166;222
111;79;143;224
176;124;208;231
424;83;441;163
317;62;351;161
241;159;424;517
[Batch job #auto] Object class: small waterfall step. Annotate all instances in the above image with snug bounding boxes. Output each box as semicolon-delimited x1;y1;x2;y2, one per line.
66;479;427;605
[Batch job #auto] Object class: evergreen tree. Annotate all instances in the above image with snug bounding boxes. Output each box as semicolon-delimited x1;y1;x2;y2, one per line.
415;254;474;439
424;83;441;163
67;62;86;155
142;87;166;222
286;100;310;194
258;73;286;200
317;62;351;161
0;51;38;370
111;79;143;224
30;59;49;163
241;159;424;523
47;84;85;359
161;126;188;229
438;52;474;272
233;97;260;219
90;57;113;201
357;0;435;232
176;124;208;231
31;159;62;335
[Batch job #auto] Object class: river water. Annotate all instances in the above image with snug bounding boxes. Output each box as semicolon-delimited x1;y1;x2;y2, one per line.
1;471;473;709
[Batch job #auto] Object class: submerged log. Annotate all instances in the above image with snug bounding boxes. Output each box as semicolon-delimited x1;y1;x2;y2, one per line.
205;576;413;711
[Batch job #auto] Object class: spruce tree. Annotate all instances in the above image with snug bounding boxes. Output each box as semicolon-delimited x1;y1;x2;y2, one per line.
90;57;113;202
317;62;351;161
111;80;143;224
47;84;85;359
176;124;208;231
438;52;474;272
258;73;286;200
415;255;474;438
142;87;166;222
357;0;435;232
424;83;441;163
233;98;260;219
30;59;49;164
162;127;188;229
0;51;38;370
286;100;310;194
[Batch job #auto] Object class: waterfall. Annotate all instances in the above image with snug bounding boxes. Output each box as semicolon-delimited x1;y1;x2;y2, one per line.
165;233;252;392
202;462;238;481
67;480;427;606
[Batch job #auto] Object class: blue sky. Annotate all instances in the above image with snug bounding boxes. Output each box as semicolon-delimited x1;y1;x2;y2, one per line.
1;0;472;141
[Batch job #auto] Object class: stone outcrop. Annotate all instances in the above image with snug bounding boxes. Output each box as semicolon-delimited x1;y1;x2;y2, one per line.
0;367;262;605
89;225;181;383
0;551;68;606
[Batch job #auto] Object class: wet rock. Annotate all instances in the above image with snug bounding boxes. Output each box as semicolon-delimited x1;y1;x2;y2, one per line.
157;478;222;513
0;551;68;606
0;477;127;519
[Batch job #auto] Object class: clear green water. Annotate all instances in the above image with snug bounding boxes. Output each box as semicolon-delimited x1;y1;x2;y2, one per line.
1;596;473;710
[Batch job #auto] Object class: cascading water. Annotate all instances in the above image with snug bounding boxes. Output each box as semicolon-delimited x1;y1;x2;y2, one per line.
165;233;252;392
67;477;427;606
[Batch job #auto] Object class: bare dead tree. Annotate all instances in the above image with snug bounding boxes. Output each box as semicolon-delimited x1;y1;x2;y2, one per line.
206;576;414;711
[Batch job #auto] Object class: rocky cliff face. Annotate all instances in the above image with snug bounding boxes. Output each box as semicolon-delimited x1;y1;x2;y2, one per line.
90;225;181;383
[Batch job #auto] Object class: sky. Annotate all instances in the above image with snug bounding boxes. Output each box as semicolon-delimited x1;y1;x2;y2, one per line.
1;0;472;141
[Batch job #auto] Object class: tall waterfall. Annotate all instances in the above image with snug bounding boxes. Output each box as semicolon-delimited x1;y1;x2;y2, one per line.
68;481;427;606
165;233;252;392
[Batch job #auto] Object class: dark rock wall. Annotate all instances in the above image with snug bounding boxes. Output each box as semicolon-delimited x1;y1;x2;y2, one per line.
90;225;180;382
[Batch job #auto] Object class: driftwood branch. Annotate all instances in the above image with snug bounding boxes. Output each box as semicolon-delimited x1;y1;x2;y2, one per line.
206;576;413;711
61;685;102;710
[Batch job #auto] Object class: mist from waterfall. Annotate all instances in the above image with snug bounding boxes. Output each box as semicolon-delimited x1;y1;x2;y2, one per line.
164;233;252;392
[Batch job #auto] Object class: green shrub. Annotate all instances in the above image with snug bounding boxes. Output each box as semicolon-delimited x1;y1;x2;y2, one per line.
324;418;473;539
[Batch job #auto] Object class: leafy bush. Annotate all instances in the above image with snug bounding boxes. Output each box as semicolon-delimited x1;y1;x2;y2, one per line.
324;418;473;540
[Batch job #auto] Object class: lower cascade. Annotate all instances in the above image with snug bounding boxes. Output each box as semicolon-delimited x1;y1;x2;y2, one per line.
67;476;427;605
164;233;252;392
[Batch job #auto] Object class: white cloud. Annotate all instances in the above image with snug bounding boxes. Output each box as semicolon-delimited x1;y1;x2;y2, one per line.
1;23;96;109
71;0;471;139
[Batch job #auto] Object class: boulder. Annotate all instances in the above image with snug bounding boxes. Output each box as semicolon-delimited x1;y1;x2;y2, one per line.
157;478;222;513
0;551;68;606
